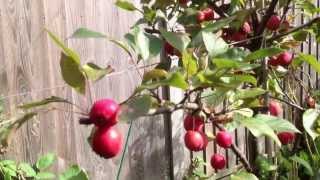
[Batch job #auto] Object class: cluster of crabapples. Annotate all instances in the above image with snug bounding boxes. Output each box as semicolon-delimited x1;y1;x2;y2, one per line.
81;99;123;159
269;101;296;145
183;114;232;170
269;96;317;145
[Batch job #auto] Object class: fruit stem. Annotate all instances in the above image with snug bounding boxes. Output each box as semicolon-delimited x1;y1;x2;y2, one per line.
116;119;133;180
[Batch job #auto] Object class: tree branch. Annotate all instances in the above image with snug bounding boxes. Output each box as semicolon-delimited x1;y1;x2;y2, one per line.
251;0;279;50
270;96;304;111
268;17;320;42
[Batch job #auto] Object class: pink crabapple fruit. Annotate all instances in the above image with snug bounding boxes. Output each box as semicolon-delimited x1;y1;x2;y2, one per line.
216;131;233;148
91;126;123;159
210;154;226;170
89;98;120;127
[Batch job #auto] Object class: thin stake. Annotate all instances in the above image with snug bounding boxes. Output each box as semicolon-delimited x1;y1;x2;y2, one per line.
116;120;133;180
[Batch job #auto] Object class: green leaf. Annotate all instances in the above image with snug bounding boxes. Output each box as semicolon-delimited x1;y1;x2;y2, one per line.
290;156;314;176
46;30;80;64
231;170;259;180
4;173;11;180
160;29;191;53
215;48;248;62
142;69;168;82
293;30;309;41
36;153;56;170
71;28;132;57
59;165;89;180
60;53;86;94
202;31;228;57
139;72;188;90
296;53;320;73
245;48;284;62
18;96;70;109
82;63;113;81
239;117;282;146
3;166;17;177
201;88;228;108
163;72;188;90
36;172;56;179
115;0;137;11
182;51;198;77
303;109;320;140
234;88;266;101
220;74;257;86
255;114;300;133
71;28;106;38
212;58;260;71
130;26;163;60
202;16;236;32
120;95;153;121
19;163;36;177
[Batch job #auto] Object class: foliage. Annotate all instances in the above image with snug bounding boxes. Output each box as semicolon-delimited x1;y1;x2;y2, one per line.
3;0;320;179
0;153;88;180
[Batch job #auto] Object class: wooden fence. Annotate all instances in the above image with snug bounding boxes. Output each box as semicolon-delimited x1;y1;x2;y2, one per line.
0;0;319;179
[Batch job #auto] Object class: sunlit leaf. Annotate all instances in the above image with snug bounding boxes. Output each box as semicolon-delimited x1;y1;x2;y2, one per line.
46;30;80;64
36;153;56;170
143;69;168;82
82;63;113;81
231;170;259;180
239;117;281;146
71;28;106;38
182;51;198;77
115;0;138;11
234;88;266;101
303;109;320;140
59;165;88;180
60;53;86;94
160;29;191;53
255;114;300;133
202;31;228;57
19;163;36;177
245;48;284;62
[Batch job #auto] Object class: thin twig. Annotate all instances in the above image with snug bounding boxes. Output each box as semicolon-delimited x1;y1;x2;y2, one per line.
270;96;304;111
268;17;320;42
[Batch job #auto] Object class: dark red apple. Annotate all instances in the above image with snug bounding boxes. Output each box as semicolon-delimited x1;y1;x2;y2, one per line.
231;31;247;42
216;131;232;148
164;42;174;56
203;8;215;21
89;99;120;127
277;52;293;66
91;126;123;158
268;56;279;66
179;0;189;5
266;15;281;31
183;114;204;131
269;101;282;116
277;132;295;145
184;130;205;151
210;154;226;170
197;11;206;23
